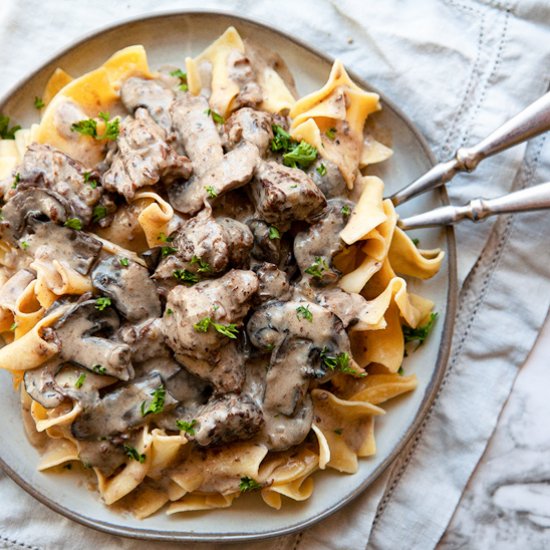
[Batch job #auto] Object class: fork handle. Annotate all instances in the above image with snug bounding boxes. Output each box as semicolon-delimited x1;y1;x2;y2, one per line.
391;91;550;206
397;181;550;229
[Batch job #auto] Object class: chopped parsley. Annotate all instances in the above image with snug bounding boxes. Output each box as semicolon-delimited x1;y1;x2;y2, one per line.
304;256;329;279
123;445;146;463
191;255;211;273
316;163;327;176
158;232;174;243
74;373;86;389
71;112;120;141
161;246;177;257
341;205;351;217
268;226;280;240
333;428;343;435
265;343;275;351
20;241;29;250
193;317;239;339
282;140;318;170
398;366;405;376
64;218;82;231
296;305;313;322
141;386;166;416
12;172;20;189
320;348;364;377
412;238;420;247
239;476;261;492
94;297;111;311
325;127;337;140
0;115;21;139
92;205;107;223
119;257;129;267
9;322;17;332
170;68;188;91
165;308;173;316
83;171;98;189
270;124;293;152
176;419;197;436
173;269;199;284
205;185;218;199
403;313;438;348
93;364;107;375
34;96;45;110
204;108;224;124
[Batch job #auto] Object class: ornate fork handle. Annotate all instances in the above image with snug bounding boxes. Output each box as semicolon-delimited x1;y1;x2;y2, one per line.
397;181;550;230
391;91;550;206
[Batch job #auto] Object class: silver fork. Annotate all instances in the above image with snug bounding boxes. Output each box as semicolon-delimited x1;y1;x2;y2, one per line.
392;91;550;229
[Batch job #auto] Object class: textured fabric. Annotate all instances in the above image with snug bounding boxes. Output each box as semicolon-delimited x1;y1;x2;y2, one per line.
0;1;549;549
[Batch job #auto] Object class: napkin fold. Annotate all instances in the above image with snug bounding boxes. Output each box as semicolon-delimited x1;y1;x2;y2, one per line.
0;1;549;549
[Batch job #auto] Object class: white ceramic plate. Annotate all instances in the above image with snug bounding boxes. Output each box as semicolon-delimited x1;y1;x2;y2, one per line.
0;11;457;542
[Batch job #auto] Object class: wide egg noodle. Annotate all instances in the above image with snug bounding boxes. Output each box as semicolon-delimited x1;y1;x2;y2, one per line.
37;437;79;471
133;191;175;248
42;68;74;106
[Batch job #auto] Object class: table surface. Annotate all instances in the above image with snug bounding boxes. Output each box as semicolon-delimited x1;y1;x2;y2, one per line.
439;312;550;549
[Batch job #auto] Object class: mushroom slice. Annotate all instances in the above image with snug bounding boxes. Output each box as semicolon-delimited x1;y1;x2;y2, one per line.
71;373;177;440
92;256;161;323
23;220;102;275
53;299;133;381
187;393;264;447
316;287;373;329
294;198;354;286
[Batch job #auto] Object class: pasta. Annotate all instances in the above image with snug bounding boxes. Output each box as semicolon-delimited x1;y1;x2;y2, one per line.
0;27;444;518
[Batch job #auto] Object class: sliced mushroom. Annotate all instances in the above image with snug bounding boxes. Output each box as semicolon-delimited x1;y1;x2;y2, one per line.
317;287;373;329
53;299;134;381
294;198;354;286
92;256;161;322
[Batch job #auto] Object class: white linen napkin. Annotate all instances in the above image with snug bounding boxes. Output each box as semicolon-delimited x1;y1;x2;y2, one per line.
0;1;548;549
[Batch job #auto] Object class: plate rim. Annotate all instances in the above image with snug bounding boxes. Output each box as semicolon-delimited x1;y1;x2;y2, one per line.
0;8;458;543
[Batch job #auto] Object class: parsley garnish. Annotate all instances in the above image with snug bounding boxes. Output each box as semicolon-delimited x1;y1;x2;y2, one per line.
20;241;29;250
170;68;188;91
283;141;318;170
316;163;327;176
325;127;337;140
191;255;211;273
173;269;199;284
71;112;119;141
176;419;197;436
119;257;129;267
9;322;17;332
141;386;166;416
83;171;98;189
165;308;173;316
398;366;405;376
296;305;313;322
412;238;420;247
34;96;45;110
161;246;177;257
204;108;224;124
95;297;111;311
64;218;82;230
239;476;261;492
320;348;363;376
341;205;351;217
123;445;146;463
158;232;174;243
270;124;293;152
92;205;107;223
74;373;86;389
0;115;20;139
12;172;20;189
265;343;275;351
93;364;106;375
193;317;239;339
268;226;280;240
403;313;438;347
304;256;329;279
205;185;217;199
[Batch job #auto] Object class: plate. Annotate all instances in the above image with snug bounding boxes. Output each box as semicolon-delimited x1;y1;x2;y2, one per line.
0;10;457;542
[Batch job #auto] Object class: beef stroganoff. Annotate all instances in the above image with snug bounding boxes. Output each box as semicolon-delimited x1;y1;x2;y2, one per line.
0;27;444;517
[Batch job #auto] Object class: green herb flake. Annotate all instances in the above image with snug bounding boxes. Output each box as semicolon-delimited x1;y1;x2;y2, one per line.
64;218;82;231
270;124;293;152
119;257;129;267
93;364;107;375
95;297;112;311
268;226;280;240
193;317;239;339
304;256;329;279
320;348;364;377
296;305;313;322
123;445;146;463
341;205;351;217
0;115;21;140
83;171;98;188
173;269;199;284
165;308;173;316
170;68;187;80
71;112;119;141
265;343;275;351
20;241;29;250
283;140;318;170
141;386;166;416
9;322;17;332
74;373;86;389
398;366;405;376
316;163;327;176
179;84;189;92
176;419;197;436
412;238;420;247
158;232;174;243
205;185;218;199
161;246;177;257
239;476;261;492
12;172;20;189
191;255;211;273
34;96;45;110
204;108;224;124
193;317;212;333
92;205;107;223
403;313;438;348
325;127;337;140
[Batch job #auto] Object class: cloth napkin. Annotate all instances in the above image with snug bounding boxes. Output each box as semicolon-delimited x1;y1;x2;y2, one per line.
0;1;549;549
